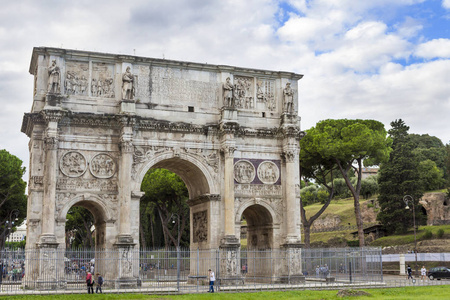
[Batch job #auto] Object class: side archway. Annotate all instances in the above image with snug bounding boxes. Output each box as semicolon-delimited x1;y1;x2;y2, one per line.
57;194;115;250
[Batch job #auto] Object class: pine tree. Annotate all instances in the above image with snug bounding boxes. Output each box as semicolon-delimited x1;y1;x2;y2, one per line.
377;120;424;234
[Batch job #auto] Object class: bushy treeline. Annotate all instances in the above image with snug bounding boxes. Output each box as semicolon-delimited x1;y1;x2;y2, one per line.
301;175;379;206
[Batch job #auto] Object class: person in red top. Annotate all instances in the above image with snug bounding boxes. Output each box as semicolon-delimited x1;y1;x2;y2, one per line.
86;271;94;294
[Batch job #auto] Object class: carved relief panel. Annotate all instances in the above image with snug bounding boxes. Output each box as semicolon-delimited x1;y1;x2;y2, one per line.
91;62;115;98
234;159;281;185
233;76;254;110
58;151;118;193
90;153;116;178
234;160;256;184
64;61;89;96
257;161;280;184
256;79;276;111
193;210;207;243
60;151;87;177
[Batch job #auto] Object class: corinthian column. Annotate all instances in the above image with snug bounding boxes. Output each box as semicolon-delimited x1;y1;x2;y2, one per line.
283;148;301;243
40;110;63;244
117;116;135;244
222;145;236;237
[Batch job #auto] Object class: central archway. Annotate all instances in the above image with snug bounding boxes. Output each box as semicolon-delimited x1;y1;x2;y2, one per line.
132;152;220;250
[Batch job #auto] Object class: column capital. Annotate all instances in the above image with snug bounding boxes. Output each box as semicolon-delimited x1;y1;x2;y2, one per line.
282;150;298;163
43;136;58;151
220;145;236;159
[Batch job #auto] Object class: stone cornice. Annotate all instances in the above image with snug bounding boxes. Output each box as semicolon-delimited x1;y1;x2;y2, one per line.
23;111;300;140
21;113;45;137
31;47;303;80
187;194;221;207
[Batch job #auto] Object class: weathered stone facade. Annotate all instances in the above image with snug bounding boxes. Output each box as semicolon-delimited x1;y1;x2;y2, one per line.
22;47;304;287
420;192;450;225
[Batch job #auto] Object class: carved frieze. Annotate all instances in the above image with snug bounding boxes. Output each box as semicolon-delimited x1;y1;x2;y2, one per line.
184;148;219;173
31;176;44;186
56;178;118;192
60;151;87;177
131;145;173;179
234;160;256;184
193;210;208;243
91;62;115;98
90;153;116;178
55;193;76;216
256;79;275;111
235;184;282;197
234;76;254;110
64;61;89;96
257;161;280;184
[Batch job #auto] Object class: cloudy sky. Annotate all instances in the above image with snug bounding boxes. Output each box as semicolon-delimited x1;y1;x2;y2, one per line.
1;0;450;180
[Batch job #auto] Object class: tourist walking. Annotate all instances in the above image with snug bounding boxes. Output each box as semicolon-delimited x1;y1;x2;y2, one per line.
208;269;215;293
95;273;103;293
407;265;413;280
86;271;94;294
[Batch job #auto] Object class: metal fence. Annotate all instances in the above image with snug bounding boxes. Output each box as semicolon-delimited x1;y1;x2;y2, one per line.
1;247;385;295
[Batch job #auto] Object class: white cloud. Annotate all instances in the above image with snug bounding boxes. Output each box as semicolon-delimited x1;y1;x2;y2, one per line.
443;0;450;9
1;0;450;181
415;39;450;59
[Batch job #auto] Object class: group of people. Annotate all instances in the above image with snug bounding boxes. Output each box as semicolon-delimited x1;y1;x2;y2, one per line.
1;261;25;282
406;265;428;281
315;264;329;278
86;271;103;294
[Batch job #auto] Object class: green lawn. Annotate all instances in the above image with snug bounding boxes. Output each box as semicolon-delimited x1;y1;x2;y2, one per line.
2;286;450;299
371;225;450;247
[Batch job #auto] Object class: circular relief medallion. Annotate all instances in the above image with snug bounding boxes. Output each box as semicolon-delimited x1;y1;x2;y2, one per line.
60;151;87;178
257;161;280;184
89;153;116;178
234;160;256;184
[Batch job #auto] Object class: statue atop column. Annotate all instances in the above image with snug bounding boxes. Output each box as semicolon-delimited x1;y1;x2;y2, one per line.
122;67;135;100
223;77;235;108
283;82;294;114
47;60;60;94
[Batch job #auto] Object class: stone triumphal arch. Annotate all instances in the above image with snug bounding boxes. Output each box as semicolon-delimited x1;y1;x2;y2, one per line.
22;47;304;287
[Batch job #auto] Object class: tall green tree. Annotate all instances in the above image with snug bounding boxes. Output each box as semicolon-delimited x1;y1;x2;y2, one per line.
140;168;189;248
65;206;95;248
0;149;27;249
300;131;337;248
410;134;447;185
303;119;391;246
377;120;424;234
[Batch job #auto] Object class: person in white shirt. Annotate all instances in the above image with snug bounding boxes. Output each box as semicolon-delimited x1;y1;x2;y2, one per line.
421;266;427;281
208;269;215;293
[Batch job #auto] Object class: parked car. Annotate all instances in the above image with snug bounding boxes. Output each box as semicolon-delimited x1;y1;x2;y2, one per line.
427;266;450;280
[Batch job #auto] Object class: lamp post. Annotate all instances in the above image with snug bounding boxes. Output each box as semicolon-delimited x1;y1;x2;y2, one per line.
1;209;19;247
403;195;418;277
171;213;181;291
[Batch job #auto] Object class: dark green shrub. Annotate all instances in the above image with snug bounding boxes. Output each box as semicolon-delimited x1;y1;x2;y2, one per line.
437;229;445;238
423;229;433;239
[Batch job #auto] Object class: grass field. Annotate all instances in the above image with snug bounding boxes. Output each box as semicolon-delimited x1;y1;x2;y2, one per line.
371;225;450;247
2;286;450;300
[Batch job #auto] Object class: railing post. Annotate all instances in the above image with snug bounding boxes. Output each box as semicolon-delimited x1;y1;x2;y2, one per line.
176;246;180;292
